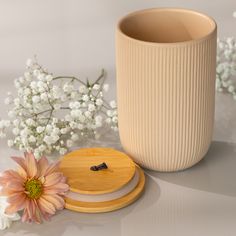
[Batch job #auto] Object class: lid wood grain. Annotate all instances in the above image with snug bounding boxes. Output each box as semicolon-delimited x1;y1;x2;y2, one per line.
64;165;145;213
59;148;136;195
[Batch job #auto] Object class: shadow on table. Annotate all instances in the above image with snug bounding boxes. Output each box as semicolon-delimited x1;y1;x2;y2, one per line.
5;175;160;236
148;141;236;198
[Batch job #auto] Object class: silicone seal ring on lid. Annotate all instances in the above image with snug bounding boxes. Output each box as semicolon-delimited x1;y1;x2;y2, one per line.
66;167;140;202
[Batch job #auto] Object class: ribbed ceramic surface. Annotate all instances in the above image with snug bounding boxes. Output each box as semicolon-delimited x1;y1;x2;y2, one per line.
116;29;217;171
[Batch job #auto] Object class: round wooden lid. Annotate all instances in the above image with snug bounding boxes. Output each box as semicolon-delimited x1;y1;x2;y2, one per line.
64;165;145;213
59;148;136;195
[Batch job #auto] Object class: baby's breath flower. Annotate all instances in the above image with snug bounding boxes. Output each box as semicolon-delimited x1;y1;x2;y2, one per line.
79;85;88;94
106;117;111;124
77;123;84;130
66;139;73;148
217;36;236;99
33;69;40;77
107;110;113;117
78;114;86;123
26;118;35;126
54;104;61;110
45;74;53;82
24;88;31;96
88;104;95;112
14;79;21;89
13;119;20;126
112;116;118;123
93;84;100;90
7;110;15;118
109;100;117;109
71;133;79;141
95;98;103;106
103;84;109;92
95;115;102;122
18;77;25;84
228;85;235;93
14;98;20;106
28;135;36;143
40;92;48;101
7;139;14;147
30;81;37;89
12;127;20;135
0;58;118;157
82;94;89;102
59;148;67;155
63;83;74;93
84;111;91;117
37;73;45;81
36;126;44;133
26;58;33;67
4;97;12;105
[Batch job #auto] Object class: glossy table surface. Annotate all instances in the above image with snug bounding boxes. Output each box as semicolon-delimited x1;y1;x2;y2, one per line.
0;132;236;236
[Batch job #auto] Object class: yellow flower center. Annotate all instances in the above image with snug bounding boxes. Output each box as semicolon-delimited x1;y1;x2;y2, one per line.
25;179;43;199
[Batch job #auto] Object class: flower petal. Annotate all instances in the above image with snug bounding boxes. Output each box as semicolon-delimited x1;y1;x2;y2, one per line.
17;167;28;179
0;170;25;183
37;156;49;177
60;176;67;183
24;152;38;178
42;194;65;210
7;192;25;204
41;212;52;221
44;172;63;187
32;200;42;224
26;200;35;221
45;161;60;176
44;183;69;194
5;194;26;214
42;188;61;195
11;156;28;176
0;176;8;186
38;197;56;215
22;208;29;223
7;181;25;191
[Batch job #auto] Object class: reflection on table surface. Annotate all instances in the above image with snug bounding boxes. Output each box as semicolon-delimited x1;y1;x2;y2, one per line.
1;136;236;236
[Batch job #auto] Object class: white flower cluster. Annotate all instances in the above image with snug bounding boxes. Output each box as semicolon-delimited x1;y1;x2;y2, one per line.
106;100;118;131
217;37;236;100
0;58;118;158
0;195;20;230
216;12;236;100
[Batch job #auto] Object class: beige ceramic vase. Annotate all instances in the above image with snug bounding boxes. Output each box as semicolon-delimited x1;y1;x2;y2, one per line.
116;8;217;171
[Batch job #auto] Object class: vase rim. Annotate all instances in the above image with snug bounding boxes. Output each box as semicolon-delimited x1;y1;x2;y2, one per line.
117;7;217;45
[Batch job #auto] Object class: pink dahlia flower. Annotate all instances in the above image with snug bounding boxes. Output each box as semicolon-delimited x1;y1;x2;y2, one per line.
0;152;69;223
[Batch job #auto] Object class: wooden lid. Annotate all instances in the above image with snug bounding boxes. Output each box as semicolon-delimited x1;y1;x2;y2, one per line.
59;148;136;195
64;165;145;213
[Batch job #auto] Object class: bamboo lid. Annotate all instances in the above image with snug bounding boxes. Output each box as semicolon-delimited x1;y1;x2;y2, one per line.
59;148;136;195
59;147;145;213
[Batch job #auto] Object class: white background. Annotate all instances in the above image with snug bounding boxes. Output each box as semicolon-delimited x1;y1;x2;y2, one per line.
0;0;235;143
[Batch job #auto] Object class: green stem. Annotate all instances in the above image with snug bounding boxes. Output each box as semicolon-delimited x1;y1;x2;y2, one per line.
53;76;86;85
103;99;111;108
92;69;105;86
43;109;53;132
102;104;110;110
34;109;52;116
100;110;107;116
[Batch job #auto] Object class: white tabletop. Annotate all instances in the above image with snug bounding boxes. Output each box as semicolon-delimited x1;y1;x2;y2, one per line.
1;133;236;236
